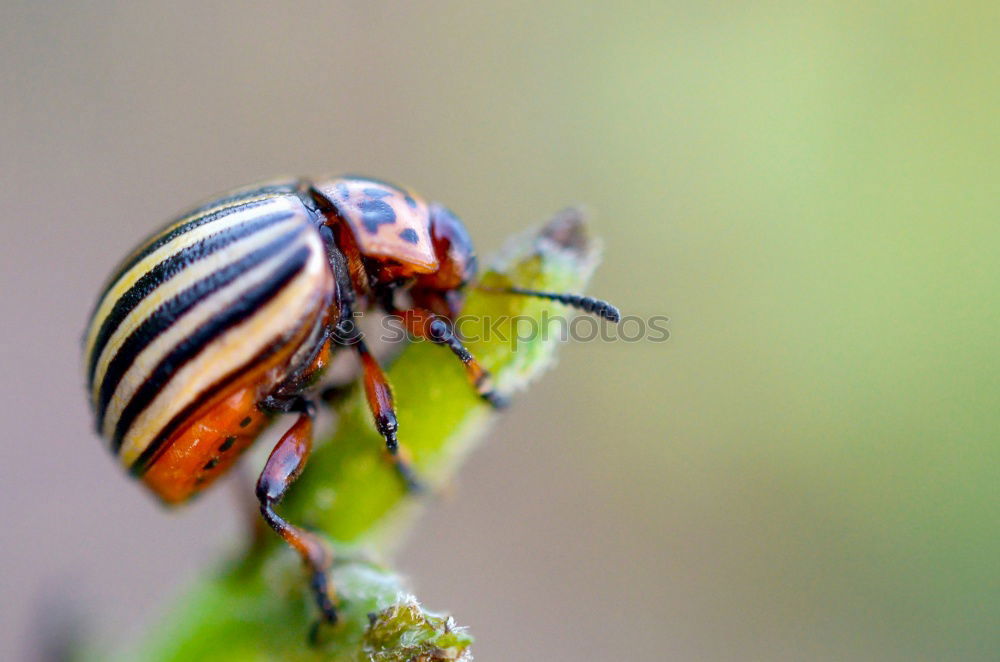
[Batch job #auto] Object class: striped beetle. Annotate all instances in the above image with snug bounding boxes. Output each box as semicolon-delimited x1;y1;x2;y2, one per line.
83;175;620;627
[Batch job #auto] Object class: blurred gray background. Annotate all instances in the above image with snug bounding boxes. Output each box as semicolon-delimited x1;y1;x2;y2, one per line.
1;2;997;660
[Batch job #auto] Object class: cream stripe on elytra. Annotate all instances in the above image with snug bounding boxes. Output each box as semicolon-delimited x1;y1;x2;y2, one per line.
83;195;298;360
100;233;314;441
116;239;329;466
89;215;305;406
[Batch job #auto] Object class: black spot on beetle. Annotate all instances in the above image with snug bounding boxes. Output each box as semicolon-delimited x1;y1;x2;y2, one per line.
203;457;219;471
359;199;396;233
399;228;419;244
334;183;350;200
404;195;417;209
219;435;237;451
363;187;393;198
239;417;252;428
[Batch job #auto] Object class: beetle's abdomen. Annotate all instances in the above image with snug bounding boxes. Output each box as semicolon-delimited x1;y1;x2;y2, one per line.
83;182;334;472
140;380;271;503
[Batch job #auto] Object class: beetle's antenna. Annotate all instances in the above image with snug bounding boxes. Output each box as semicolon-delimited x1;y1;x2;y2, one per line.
481;286;621;323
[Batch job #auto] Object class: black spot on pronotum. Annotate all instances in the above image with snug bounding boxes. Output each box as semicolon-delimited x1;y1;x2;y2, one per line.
359;199;396;233
203;457;219;471
398;228;419;244
219;435;237;451
239;416;252;428
363;187;392;198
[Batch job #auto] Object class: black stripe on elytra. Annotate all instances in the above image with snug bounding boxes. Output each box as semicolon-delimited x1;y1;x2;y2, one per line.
186;183;299;219
111;245;312;453
86;208;296;388
88;187;298;321
127;334;291;475
94;226;308;427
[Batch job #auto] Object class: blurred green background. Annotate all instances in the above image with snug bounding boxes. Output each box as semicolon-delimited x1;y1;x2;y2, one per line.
1;2;996;660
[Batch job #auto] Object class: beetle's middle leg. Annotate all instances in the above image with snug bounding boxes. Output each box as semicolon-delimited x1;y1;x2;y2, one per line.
350;337;424;493
319;235;422;492
255;397;338;626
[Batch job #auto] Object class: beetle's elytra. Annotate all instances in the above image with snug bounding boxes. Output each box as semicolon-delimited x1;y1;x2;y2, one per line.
83;175;620;629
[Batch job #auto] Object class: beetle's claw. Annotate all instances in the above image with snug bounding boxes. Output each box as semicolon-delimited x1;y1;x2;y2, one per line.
395;461;427;495
482;390;510;409
309;568;339;623
308;611;339;646
307;600;339;645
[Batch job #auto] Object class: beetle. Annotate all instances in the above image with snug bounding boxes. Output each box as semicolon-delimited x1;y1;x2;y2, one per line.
83;175;620;627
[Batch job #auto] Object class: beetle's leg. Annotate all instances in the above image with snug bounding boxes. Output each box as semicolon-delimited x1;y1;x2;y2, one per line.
396;307;509;409
353;337;423;492
255;398;338;625
315;229;422;491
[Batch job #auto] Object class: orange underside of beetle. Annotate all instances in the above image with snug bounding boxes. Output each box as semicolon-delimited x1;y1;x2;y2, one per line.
142;331;331;504
141;383;272;504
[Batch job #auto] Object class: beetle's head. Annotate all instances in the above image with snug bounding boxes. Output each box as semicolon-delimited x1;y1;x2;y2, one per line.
410;203;477;317
418;203;477;290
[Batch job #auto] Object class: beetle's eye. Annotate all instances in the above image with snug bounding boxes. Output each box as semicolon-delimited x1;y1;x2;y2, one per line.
457;252;478;286
428;203;476;286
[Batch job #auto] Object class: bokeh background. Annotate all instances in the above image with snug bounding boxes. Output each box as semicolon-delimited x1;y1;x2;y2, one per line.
2;2;997;660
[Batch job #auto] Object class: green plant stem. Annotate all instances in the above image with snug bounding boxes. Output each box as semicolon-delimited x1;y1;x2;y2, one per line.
121;209;605;661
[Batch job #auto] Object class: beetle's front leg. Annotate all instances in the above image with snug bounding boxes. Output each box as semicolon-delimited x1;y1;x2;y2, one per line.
256;398;338;627
396;307;509;409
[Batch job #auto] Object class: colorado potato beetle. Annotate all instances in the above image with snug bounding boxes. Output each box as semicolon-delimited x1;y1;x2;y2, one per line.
83;175;619;626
